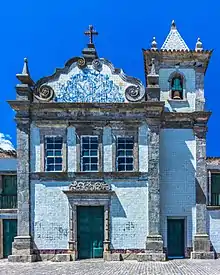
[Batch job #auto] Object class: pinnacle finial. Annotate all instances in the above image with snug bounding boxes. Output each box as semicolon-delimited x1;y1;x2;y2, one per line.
22;57;29;75
151;37;157;50
195;37;203;51
16;57;34;86
171;20;176;29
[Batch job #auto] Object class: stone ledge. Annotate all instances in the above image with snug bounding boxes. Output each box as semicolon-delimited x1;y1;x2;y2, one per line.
8;255;37;262
53;254;72;262
35;253;73;262
104;253;122;261
137;252;166;262
191;251;215;260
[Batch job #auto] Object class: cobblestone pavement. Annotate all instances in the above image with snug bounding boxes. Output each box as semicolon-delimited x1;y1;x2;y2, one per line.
1;259;220;275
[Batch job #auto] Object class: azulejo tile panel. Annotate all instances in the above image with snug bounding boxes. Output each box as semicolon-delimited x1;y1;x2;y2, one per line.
54;68;124;103
35;60;145;103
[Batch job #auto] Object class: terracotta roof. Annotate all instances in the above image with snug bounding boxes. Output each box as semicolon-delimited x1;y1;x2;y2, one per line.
161;20;189;51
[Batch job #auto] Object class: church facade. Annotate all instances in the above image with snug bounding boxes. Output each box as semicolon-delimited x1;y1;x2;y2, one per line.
7;22;219;262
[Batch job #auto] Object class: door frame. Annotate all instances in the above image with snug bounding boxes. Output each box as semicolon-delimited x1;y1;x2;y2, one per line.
167;216;186;259
65;193;111;260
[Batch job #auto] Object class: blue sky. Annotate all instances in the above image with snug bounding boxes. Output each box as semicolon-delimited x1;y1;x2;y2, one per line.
0;0;219;155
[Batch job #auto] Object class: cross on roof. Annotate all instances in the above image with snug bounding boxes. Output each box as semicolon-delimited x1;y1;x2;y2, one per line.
84;25;98;44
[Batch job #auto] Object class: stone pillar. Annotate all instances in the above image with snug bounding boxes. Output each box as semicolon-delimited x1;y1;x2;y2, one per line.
8;120;36;262
191;124;214;259
144;121;165;261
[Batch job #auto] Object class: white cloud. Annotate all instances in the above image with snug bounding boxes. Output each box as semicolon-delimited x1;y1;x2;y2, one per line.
0;133;15;151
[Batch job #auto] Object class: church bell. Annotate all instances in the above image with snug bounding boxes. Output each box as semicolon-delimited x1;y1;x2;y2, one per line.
172;78;182;99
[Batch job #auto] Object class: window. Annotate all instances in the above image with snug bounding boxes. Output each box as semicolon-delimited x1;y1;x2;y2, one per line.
45;136;63;172
116;137;134;171
170;73;184;100
210;173;220;206
81;136;99;172
0;175;17;209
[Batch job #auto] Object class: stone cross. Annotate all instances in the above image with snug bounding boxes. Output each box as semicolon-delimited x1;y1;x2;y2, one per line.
84;25;98;44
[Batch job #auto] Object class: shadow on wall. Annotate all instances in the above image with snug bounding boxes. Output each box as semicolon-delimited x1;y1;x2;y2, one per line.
111;194;127;218
160;129;196;247
160;129;196;205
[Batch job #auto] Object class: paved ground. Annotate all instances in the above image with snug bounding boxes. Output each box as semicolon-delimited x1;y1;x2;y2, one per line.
0;259;220;275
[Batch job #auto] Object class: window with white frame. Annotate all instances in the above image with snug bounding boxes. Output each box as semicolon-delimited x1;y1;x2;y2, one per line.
45;136;63;172
116;137;134;171
81;136;99;172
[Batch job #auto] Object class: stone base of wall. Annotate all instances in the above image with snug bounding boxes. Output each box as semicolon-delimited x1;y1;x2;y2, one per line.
33;249;74;262
8;236;37;262
137;252;166;261
104;249;166;262
10;247;216;262
36;253;72;262
104;252;166;261
8;255;37;262
191;252;215;259
191;234;215;259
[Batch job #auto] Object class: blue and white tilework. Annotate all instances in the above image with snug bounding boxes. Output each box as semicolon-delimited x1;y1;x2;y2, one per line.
46;63;132;103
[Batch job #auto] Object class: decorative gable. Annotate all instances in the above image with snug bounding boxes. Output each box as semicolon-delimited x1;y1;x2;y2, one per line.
34;58;145;103
32;25;145;104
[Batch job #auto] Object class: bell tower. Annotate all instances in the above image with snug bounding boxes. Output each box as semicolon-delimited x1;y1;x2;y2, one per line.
143;20;212;112
143;21;215;260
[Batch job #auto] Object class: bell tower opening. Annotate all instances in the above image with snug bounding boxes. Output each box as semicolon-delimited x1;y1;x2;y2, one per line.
170;73;183;100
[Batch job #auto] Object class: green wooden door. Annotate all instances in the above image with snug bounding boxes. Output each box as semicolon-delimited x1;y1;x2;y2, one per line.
77;206;104;259
167;219;185;259
3;219;17;258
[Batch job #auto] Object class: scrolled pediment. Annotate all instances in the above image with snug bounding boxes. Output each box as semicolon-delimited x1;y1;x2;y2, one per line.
33;57;145;103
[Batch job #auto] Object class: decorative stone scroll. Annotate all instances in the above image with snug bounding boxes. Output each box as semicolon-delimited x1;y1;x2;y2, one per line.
92;59;102;71
77;57;86;69
125;85;145;102
69;181;111;192
34;84;54;101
